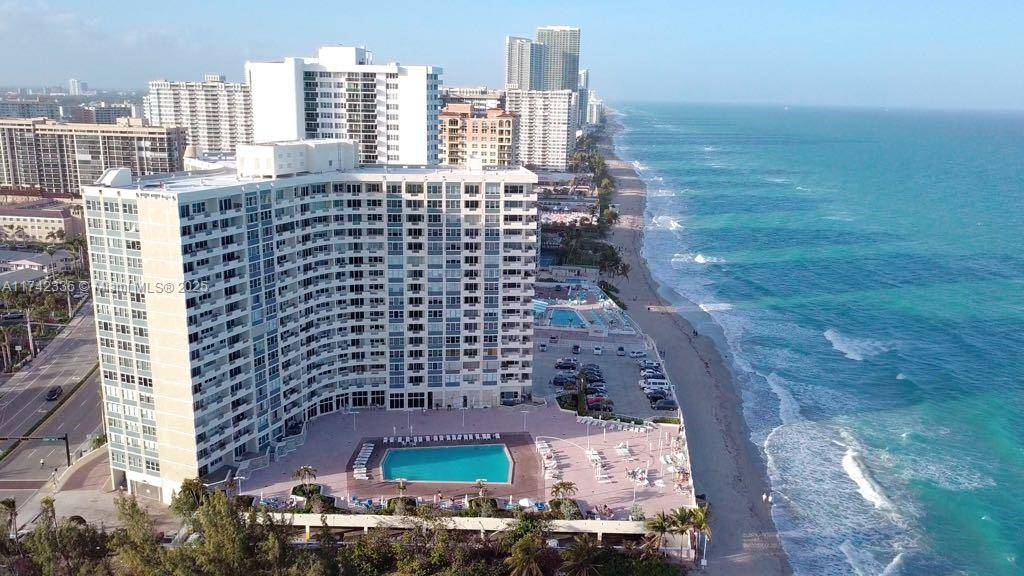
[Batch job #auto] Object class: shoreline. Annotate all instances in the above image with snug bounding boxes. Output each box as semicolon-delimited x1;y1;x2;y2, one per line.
597;114;793;575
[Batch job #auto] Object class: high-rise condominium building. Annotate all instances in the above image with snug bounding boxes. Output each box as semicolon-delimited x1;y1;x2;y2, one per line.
246;46;442;165
535;26;580;91
586;91;604;125
143;75;253;156
0;98;61;120
68;79;87;96
576;69;590;126
504;37;545;91
0;117;185;194
70;103;134;125
83;139;537;502
505;90;577;171
439;104;518;167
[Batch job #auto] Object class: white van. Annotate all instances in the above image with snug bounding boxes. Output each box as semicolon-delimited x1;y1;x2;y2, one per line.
643;378;671;389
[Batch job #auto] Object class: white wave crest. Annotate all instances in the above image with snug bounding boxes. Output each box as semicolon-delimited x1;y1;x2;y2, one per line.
670;252;724;265
699;302;733;313
824;328;891;361
702;145;720;152
652;215;683;231
842;446;891;510
631;160;649;172
767;373;802;425
649;188;675;198
896;373;907;380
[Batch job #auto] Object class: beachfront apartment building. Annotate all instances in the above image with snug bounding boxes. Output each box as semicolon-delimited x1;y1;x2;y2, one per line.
70;103;135;125
82;139;537;502
505;90;577;172
535;26;580;91
0;117;186;195
143;75;253;156
246;46;442;166
439;104;518;168
505;37;546;91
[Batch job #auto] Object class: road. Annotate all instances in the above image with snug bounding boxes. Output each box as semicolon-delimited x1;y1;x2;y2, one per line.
0;372;101;502
0;304;97;445
0;303;100;505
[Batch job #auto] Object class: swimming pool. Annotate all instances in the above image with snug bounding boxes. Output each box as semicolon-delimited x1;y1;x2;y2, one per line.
551;308;587;328
381;444;512;483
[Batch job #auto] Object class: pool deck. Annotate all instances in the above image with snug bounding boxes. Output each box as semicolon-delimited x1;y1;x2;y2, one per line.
243;402;695;518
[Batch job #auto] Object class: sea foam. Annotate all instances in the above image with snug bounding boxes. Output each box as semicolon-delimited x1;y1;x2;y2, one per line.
824;328;890;361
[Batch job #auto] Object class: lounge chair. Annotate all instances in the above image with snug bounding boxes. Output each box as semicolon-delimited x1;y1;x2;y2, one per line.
494;433;500;440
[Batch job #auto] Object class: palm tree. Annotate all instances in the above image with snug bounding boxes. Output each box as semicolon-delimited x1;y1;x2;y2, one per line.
504;533;544;576
644;511;671;552
292;465;317;497
689;504;712;561
561;534;602;576
669;507;695;558
549;480;578;501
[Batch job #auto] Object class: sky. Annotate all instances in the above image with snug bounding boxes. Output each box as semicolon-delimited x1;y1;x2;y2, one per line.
1;0;1022;110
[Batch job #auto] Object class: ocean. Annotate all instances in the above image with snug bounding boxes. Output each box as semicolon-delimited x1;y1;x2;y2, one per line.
613;103;1024;575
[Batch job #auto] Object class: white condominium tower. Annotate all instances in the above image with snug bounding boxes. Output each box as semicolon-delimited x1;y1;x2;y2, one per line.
504;37;545;91
535;26;580;91
83;139;537;502
246;46;442;166
505;90;577;171
143;74;253;156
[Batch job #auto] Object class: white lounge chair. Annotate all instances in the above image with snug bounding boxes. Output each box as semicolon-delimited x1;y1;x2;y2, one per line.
494;433;500;440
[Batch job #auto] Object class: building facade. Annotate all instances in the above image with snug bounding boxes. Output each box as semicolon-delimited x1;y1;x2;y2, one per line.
68;79;87;96
0;203;83;242
0;98;61;120
505;90;577;171
504;37;545;91
576;69;590;127
82;139;537;502
143;75;253;156
246;46;442;165
0;118;186;195
442;87;505;113
70;103;134;125
439;104;517;167
535;26;580;91
586;92;604;125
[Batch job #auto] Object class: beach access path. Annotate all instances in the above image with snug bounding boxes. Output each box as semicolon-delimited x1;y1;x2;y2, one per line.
597;119;793;575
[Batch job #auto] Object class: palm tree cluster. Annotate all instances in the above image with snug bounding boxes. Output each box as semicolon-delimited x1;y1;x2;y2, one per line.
0;492;686;576
644;505;712;562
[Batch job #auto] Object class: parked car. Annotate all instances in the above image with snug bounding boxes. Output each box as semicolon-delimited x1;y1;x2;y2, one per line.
586;385;607;394
590;403;614;412
551;377;572;387
653;399;678;410
45;386;63;401
587;397;614;408
582;363;601;370
641;369;666;379
638;360;661;370
572;344;581;354
538;343;548;352
593;346;603;355
583;373;605;384
629;350;648;358
617;346;626;356
549;335;559;343
646;389;668;401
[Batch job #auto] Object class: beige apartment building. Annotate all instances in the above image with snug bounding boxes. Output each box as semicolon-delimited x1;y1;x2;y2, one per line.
0;118;186;195
439;104;517;167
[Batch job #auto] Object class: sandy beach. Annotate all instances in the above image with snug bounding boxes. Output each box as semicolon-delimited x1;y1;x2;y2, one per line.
597;117;792;575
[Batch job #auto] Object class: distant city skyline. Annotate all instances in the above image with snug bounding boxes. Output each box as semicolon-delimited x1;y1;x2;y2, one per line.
1;0;1022;110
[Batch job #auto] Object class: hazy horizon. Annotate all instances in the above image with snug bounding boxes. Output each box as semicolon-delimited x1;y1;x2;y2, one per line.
2;0;1021;111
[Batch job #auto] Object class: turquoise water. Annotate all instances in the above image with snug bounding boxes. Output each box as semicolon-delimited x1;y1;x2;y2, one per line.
615;104;1024;576
551;309;587;328
381;445;512;483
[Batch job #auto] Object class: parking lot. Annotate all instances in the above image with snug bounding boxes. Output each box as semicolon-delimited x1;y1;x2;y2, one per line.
532;333;667;419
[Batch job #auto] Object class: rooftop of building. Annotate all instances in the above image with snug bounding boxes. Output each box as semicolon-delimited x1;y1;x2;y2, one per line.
0;205;73;219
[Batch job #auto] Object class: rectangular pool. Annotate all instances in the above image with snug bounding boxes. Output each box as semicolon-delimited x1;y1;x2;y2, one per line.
381;444;512;483
551;308;587;328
